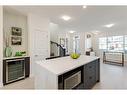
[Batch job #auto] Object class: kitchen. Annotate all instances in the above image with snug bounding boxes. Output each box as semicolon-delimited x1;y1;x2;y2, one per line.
0;5;127;90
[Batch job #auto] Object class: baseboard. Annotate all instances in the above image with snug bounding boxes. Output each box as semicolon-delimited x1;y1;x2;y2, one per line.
0;83;3;88
30;73;34;78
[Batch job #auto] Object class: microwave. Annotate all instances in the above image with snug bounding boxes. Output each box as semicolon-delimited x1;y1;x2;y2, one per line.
64;71;81;89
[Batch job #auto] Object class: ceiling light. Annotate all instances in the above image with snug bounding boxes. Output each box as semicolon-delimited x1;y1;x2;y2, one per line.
104;23;115;28
69;30;76;33
61;15;71;21
83;5;87;9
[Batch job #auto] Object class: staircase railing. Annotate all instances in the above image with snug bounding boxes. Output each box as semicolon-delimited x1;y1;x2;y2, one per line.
50;41;66;57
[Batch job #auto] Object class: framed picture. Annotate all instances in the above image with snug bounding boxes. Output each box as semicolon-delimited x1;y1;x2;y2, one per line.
11;27;22;36
11;36;22;45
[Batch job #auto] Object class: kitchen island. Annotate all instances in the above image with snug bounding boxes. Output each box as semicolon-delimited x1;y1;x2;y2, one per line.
35;55;100;89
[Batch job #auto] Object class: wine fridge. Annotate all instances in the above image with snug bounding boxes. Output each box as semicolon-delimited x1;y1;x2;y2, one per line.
5;58;25;83
3;57;30;85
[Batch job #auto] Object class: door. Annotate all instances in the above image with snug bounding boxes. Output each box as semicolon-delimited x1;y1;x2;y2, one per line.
73;36;80;53
34;30;49;61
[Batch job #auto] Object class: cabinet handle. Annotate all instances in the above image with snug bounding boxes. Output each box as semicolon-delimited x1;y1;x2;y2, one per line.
89;66;92;68
89;76;92;79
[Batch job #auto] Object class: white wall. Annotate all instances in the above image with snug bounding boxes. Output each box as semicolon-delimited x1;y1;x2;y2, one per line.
50;22;59;42
0;6;3;87
49;22;59;56
93;31;127;61
28;14;50;76
3;9;28;57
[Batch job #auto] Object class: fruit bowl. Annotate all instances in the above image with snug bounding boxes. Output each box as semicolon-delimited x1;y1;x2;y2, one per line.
70;53;80;59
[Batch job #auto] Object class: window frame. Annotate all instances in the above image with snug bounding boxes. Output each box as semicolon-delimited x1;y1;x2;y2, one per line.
125;36;127;51
99;35;126;52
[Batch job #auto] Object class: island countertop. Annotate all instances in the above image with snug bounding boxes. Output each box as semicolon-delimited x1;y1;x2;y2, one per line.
36;55;99;76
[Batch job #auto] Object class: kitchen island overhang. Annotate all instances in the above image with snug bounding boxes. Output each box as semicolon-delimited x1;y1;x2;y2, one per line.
35;55;100;89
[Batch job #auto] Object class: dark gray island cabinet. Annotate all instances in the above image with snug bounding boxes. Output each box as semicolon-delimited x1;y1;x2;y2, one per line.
84;59;100;89
58;59;100;89
35;55;100;89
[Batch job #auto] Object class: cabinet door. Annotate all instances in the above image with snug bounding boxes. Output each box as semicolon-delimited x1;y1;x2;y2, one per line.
58;75;64;89
3;60;6;85
84;60;96;89
25;57;30;77
95;59;100;82
84;73;96;89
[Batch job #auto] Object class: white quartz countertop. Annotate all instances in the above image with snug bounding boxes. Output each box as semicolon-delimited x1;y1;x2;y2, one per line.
36;55;99;76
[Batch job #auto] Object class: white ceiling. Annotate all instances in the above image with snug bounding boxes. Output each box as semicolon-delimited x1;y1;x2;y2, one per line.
4;6;127;33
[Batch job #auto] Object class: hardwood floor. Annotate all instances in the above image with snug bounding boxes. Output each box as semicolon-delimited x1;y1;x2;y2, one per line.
93;61;127;89
0;77;34;89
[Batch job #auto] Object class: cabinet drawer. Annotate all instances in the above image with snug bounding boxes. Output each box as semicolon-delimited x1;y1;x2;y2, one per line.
84;74;96;89
85;61;96;74
85;61;96;69
84;60;97;89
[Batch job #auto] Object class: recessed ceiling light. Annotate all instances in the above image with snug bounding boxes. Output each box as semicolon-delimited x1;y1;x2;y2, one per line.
104;23;115;28
61;15;71;21
69;30;76;33
83;5;87;9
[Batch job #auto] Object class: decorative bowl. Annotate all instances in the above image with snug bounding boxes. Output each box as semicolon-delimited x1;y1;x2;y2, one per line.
70;53;80;59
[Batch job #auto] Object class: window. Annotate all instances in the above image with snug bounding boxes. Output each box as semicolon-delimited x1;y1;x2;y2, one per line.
99;37;107;49
99;36;125;51
107;36;123;51
125;36;127;50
